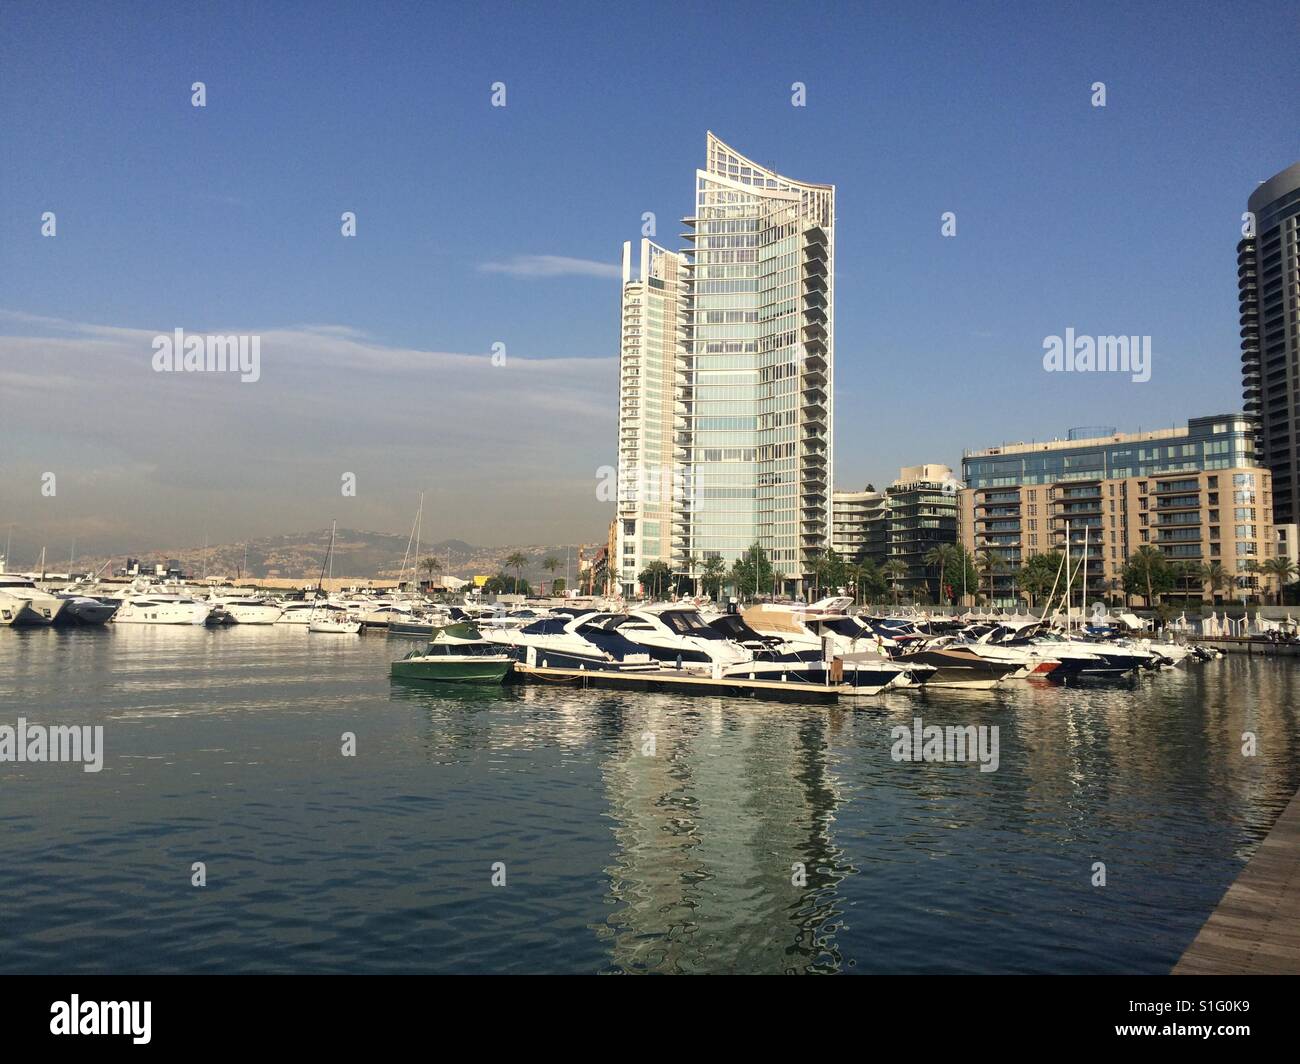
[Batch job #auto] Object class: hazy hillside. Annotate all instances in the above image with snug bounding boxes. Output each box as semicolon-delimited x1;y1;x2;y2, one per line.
62;530;599;583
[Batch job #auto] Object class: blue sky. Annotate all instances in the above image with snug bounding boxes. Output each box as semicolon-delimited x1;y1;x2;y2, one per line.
1;0;1297;556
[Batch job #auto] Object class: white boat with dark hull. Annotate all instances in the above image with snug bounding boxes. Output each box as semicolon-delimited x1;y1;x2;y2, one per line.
739;600;925;691
611;606;751;669
54;594;117;626
483;612;659;672
707;611;912;695
0;575;68;626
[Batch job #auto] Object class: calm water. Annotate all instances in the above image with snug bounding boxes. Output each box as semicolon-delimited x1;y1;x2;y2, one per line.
1;625;1297;974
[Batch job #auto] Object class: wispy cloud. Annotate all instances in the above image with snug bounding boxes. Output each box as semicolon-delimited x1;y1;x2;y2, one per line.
0;314;617;550
478;255;619;279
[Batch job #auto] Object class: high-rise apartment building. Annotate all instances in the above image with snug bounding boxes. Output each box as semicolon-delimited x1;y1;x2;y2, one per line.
615;239;686;593
958;415;1273;606
1240;161;1300;529
615;134;834;596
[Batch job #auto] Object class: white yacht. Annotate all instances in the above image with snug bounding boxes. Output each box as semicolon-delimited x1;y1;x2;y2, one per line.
610;605;751;669
481;611;658;671
207;594;283;624
112;593;212;625
713;606;914;693
0;574;69;626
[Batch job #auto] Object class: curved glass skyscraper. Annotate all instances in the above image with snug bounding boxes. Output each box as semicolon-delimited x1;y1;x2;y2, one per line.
615;134;834;597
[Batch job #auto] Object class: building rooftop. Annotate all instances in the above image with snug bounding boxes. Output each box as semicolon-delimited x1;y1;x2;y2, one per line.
962;414;1249;460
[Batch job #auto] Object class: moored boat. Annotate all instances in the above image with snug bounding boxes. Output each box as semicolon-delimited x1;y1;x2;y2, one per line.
390;623;514;683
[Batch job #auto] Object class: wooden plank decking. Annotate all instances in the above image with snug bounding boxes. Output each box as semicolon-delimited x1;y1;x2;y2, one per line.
1173;786;1300;974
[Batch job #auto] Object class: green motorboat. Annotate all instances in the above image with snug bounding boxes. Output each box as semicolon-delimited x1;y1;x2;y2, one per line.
389;623;514;684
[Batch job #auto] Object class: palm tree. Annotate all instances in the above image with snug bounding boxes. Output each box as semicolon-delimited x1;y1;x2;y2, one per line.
701;556;726;600
504;551;528;595
1128;544;1165;608
1261;556;1298;605
881;559;908;607
420;555;441;591
541;556;560;594
975;547;1005;607
1198;561;1227;604
924;544;957;606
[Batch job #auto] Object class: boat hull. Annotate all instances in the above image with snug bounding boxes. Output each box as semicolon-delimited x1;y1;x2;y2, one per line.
54;599;117;625
390;660;512;684
898;649;1017;689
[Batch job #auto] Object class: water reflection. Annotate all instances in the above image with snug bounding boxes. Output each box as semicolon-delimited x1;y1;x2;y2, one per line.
1;626;1297;973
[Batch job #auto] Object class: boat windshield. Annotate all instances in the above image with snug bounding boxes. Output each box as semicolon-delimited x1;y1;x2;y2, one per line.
659;610;715;636
422;642;502;657
819;617;867;637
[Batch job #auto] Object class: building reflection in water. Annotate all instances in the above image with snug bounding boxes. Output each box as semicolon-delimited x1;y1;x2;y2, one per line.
594;698;854;974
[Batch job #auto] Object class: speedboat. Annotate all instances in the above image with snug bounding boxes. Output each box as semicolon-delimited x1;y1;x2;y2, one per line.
54;593;118;625
482;612;659;671
0;574;68;626
741;600;927;690
1025;632;1144;679
708;611;914;694
390;623;514;684
610;605;751;669
1136;638;1193;667
938;627;1063;680
894;644;1020;689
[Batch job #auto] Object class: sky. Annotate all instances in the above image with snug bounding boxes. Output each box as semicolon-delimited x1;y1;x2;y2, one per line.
1;0;1297;562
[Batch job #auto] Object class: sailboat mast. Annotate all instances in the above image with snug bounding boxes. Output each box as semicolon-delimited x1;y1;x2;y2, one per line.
1081;524;1089;626
1064;519;1072;631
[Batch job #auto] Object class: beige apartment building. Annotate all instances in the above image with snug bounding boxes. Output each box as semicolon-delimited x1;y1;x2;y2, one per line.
958;415;1275;606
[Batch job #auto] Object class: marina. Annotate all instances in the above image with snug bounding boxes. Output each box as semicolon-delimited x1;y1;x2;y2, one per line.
3;0;1297;1001
1;622;1296;974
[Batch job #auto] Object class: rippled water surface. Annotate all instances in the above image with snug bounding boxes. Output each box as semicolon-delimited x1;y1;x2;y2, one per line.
2;626;1298;973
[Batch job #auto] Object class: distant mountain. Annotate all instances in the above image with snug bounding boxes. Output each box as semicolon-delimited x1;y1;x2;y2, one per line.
66;529;599;583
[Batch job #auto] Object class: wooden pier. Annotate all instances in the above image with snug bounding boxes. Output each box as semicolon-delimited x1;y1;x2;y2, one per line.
1173;786;1300;974
510;663;841;703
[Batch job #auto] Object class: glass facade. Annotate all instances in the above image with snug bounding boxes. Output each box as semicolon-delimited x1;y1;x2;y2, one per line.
616;135;834;594
677;135;834;577
963;416;1255;488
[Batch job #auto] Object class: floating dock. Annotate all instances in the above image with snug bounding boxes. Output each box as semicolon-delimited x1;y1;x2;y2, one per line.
1193;637;1300;657
1173;785;1300;974
510;663;841;703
